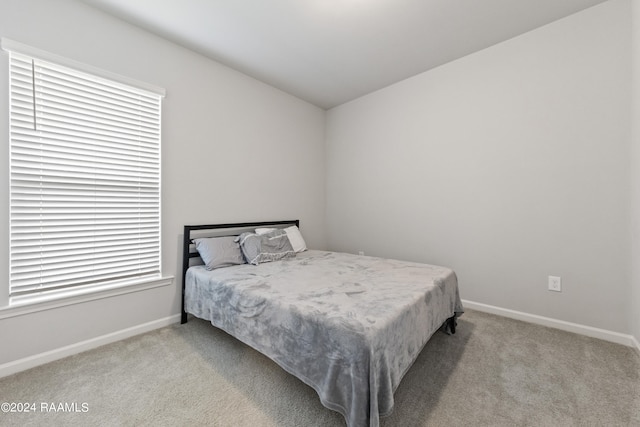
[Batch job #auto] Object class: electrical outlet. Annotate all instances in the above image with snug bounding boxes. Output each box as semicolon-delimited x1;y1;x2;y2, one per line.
548;276;562;292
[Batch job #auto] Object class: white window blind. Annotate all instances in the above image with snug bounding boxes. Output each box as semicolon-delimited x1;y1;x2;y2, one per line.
6;45;164;299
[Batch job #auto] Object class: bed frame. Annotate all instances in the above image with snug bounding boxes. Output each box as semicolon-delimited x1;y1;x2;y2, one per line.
181;219;460;426
181;219;299;324
180;219;456;333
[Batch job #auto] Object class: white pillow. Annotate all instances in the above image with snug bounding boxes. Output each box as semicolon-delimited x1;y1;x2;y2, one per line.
284;225;307;252
255;227;276;235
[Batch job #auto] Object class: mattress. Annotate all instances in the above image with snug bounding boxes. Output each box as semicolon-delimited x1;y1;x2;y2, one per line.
185;250;463;427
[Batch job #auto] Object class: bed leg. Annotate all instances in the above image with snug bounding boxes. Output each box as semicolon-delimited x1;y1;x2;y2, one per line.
181;281;188;324
447;316;456;334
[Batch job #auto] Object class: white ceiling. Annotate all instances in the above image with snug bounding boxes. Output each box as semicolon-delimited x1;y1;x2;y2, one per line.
81;0;609;109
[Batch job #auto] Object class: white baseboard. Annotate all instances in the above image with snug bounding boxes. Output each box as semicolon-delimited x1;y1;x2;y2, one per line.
632;335;640;356
462;299;637;349
0;314;181;379
2;304;637;379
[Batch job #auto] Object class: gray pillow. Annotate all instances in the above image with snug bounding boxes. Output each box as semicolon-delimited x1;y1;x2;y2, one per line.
194;236;246;270
236;229;295;265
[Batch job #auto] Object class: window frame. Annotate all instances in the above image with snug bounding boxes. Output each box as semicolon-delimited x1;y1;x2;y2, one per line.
2;38;171;309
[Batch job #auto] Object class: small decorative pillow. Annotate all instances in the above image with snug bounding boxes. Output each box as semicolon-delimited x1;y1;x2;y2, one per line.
236;229;295;265
284;225;307;252
194;236;246;270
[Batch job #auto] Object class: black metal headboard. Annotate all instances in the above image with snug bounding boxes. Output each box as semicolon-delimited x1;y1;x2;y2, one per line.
181;219;300;324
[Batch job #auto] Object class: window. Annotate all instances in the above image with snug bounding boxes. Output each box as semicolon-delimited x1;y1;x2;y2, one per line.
3;40;165;302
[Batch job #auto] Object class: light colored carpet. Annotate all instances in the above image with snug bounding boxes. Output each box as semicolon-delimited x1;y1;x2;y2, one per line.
1;309;638;426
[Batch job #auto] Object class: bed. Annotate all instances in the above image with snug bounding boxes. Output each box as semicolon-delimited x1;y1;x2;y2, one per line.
181;220;463;427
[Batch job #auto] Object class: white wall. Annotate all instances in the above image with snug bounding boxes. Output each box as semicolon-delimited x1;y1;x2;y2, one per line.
0;0;635;371
0;0;326;366
632;0;640;347
326;0;631;333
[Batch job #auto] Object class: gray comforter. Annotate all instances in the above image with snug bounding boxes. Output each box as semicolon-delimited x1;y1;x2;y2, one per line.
185;250;463;427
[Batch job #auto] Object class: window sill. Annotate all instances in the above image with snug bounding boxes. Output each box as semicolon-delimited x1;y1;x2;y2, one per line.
0;276;174;320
